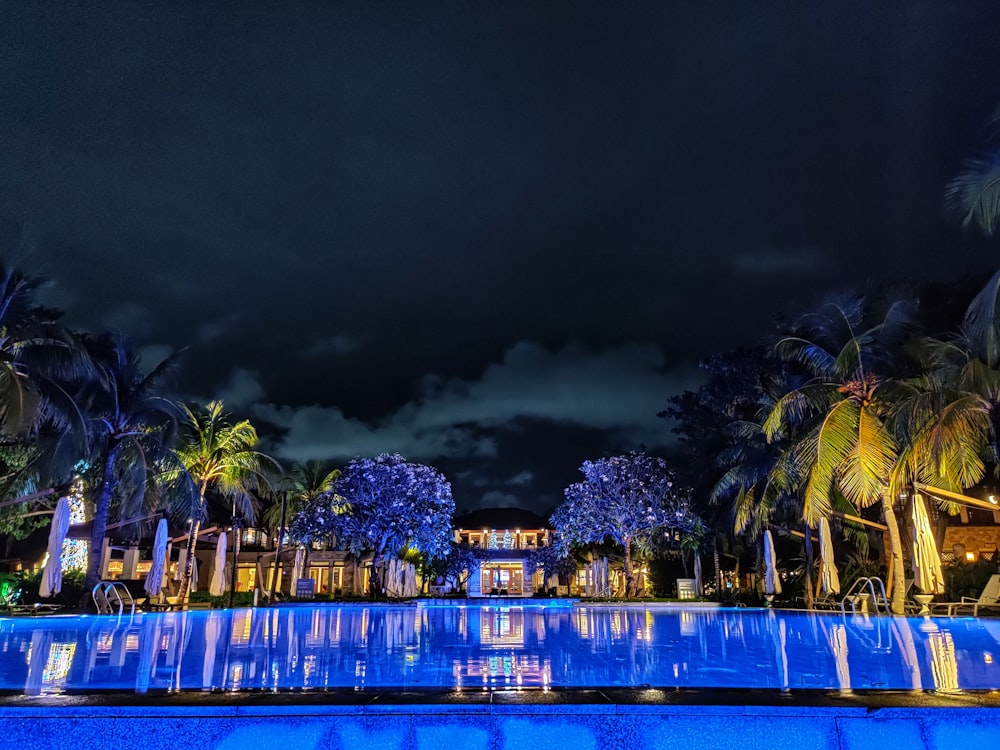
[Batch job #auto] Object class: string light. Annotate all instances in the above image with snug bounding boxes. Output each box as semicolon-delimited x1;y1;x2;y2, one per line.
60;475;89;573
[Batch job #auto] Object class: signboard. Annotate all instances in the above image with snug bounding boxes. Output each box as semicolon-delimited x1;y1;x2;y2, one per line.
295;578;315;599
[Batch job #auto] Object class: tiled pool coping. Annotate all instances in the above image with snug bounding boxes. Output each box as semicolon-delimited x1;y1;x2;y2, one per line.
3;689;1000;749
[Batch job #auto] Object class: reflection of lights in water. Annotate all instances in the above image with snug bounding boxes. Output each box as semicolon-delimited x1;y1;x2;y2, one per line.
929;631;961;694
42;643;76;689
125;634;139;651
232;611;252;645
454;654;550;687
480;608;524;646
986;652;994;664
303;655;316;686
96;631;115;652
328;610;341;643
354;660;366;679
228;663;243;689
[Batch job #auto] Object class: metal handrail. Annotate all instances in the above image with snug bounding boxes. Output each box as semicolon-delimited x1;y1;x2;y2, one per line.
840;576;887;615
91;581;136;616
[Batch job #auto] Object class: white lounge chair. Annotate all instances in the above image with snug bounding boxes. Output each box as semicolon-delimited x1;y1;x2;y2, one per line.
930;574;1000;617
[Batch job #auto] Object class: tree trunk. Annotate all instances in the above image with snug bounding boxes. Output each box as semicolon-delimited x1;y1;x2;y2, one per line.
713;541;721;601
881;497;906;615
803;521;814;609
623;535;635;597
177;483;208;603
84;440;120;609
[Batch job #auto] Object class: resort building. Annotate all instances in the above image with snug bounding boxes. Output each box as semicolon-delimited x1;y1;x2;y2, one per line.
452;508;555;597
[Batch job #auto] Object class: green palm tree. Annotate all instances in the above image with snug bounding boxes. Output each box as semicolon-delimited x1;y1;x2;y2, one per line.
889;273;999;508
763;299;914;612
262;460;341;534
172;401;278;602
0;263;93;438
80;334;183;595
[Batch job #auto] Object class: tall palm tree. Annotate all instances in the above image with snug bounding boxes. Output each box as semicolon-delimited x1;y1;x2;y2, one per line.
79;334;183;595
762;299;914;613
172;401;277;602
262;460;341;534
0;263;93;438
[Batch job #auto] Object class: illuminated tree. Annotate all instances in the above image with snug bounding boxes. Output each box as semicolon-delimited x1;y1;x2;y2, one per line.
551;452;703;597
171;401;276;602
290;453;454;596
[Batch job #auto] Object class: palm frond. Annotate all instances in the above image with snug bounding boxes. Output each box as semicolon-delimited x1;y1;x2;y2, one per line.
946;152;1000;236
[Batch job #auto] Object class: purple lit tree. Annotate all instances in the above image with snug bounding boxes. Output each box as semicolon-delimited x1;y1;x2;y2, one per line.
551;452;704;597
289;453;454;596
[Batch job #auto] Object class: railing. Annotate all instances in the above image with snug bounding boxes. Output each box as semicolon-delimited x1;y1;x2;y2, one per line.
839;576;887;615
91;581;136;616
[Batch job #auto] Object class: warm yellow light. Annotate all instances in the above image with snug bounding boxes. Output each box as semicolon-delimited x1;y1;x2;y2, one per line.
967;552;976;561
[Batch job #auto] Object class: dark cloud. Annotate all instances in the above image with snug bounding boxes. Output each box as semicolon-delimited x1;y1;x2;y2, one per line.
2;4;1000;511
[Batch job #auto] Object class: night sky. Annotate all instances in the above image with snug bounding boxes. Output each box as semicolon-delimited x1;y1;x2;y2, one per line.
2;3;1000;513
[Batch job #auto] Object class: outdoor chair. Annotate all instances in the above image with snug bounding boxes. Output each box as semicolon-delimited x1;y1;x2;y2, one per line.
929;574;1000;617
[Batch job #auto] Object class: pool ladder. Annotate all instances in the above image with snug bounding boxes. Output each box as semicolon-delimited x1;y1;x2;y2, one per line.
839;576;887;615
92;581;137;616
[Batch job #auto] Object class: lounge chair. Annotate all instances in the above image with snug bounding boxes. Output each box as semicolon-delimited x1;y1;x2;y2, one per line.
930;574;1000;617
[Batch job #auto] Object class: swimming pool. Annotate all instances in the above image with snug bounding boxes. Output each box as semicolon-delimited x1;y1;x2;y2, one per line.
3;601;999;695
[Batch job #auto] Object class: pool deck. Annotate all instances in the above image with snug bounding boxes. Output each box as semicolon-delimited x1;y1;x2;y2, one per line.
2;688;999;749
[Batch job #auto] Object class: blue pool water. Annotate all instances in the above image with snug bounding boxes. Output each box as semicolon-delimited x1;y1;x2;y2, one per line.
2;602;998;695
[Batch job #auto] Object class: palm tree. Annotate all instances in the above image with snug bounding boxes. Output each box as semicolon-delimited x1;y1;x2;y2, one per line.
172;401;278;602
946;107;1000;237
262;460;341;533
79;334;183;596
762;299;916;613
0;262;93;438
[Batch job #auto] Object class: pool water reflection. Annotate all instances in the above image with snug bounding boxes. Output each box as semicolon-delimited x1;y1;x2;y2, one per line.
2;603;999;695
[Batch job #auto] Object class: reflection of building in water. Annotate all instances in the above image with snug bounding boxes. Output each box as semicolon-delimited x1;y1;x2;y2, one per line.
452;654;552;688
479;607;525;647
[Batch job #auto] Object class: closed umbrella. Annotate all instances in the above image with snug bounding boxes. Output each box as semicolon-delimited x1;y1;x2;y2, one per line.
39;497;71;598
209;533;228;597
144;519;170;599
818;518;841;596
764;530;782;596
911;495;945;595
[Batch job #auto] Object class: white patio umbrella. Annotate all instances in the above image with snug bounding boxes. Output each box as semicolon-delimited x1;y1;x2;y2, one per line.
764;530;782;596
694;553;703;597
39;497;71;598
911;494;945;595
818;518;841;596
144;518;170;599
209;533;228;597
